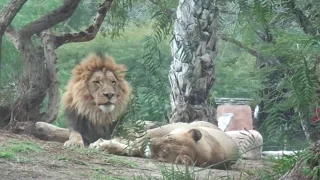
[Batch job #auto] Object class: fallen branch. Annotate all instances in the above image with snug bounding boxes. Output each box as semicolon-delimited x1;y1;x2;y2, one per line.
12;121;164;143
12;121;69;143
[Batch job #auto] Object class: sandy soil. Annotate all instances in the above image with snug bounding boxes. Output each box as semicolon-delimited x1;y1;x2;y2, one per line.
0;131;267;180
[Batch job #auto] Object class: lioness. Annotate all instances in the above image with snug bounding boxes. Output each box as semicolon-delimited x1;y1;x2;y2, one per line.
90;121;240;169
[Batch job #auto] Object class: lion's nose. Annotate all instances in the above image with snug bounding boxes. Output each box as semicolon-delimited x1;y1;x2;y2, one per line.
103;93;115;99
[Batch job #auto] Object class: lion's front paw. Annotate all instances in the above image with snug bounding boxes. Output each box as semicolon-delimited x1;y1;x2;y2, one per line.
64;140;84;148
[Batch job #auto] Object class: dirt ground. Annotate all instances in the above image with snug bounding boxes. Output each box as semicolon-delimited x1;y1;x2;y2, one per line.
0;130;267;180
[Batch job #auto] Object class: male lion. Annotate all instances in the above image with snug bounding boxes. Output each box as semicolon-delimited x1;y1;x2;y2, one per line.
62;53;131;147
90;121;240;169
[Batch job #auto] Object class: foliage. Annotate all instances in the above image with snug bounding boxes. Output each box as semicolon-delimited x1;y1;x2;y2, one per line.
255;149;319;179
7;141;42;154
135;164;205;180
213;41;262;99
220;0;320;150
0;151;14;159
253;155;299;179
104;154;137;168
0;141;42;161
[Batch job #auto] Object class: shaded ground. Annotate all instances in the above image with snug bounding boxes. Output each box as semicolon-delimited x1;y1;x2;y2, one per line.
0;131;267;180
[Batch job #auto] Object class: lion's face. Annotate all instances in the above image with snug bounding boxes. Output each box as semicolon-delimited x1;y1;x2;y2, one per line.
88;70;120;113
150;129;202;164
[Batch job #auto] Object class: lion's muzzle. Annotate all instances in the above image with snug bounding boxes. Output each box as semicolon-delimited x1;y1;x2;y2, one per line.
99;104;115;113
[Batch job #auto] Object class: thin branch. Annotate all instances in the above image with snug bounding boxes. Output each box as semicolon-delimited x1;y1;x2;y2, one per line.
19;0;81;39
220;34;266;61
53;0;113;49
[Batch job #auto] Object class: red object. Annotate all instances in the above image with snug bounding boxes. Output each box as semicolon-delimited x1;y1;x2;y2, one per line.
312;108;319;123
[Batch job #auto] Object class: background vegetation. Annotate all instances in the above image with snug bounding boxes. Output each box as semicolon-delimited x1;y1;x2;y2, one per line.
0;1;262;127
1;1;319;178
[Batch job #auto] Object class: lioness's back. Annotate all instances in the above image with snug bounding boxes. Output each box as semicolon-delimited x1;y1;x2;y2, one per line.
199;127;239;159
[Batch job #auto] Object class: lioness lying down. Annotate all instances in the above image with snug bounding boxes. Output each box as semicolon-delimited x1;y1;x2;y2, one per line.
90;121;240;169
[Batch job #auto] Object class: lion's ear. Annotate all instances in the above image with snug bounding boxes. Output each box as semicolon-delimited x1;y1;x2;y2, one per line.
187;129;202;142
115;71;127;81
115;65;128;81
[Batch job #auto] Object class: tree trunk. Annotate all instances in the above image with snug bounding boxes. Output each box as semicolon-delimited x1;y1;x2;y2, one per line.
9;40;49;128
41;30;60;123
169;0;219;124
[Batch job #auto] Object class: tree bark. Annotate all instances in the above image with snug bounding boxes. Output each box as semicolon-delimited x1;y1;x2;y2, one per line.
169;0;219;124
9;42;48;127
41;30;60;123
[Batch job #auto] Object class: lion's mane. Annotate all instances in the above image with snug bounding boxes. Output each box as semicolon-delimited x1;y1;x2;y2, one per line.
62;53;131;126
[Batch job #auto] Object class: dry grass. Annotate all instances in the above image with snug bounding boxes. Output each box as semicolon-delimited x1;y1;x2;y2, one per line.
0;130;266;180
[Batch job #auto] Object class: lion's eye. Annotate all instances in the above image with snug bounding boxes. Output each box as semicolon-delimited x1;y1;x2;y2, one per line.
112;81;116;85
93;81;100;85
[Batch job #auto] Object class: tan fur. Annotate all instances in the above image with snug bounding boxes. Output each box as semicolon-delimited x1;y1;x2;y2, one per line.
150;126;239;169
90;121;240;169
226;130;263;160
62;53;131;126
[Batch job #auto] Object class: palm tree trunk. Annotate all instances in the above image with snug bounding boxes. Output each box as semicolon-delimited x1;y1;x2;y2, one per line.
169;0;219;124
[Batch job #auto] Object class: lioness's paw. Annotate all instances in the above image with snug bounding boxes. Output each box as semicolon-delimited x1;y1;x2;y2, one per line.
175;155;193;165
64;140;84;148
89;138;105;149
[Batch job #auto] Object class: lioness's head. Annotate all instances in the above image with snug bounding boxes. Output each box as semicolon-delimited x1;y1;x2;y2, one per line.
62;53;131;125
150;129;202;165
